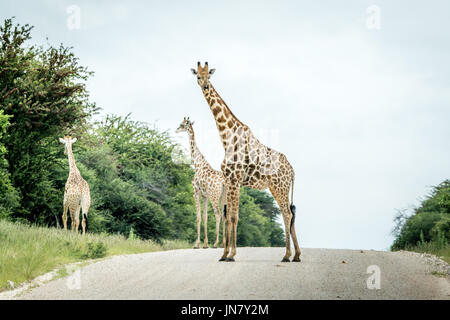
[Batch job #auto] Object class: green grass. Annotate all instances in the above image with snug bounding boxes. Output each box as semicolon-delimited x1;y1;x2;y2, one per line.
402;241;450;264
431;271;448;277
0;219;190;291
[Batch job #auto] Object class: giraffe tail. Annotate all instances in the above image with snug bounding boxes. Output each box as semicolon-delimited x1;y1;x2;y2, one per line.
221;183;227;219
289;174;296;232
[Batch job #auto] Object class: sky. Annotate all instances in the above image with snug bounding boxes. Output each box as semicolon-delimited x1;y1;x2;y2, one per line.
1;0;449;250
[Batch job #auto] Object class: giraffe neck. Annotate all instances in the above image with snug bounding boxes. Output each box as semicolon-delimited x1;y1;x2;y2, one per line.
67;145;80;176
187;128;208;170
202;84;246;149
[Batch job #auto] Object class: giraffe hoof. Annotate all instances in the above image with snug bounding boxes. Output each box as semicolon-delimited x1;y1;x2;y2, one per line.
193;246;200;249
292;258;301;262
225;257;235;262
213;246;218;249
203;246;209;249
281;257;290;262
219;258;227;261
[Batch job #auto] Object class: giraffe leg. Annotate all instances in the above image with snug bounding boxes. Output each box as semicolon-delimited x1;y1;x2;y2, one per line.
219;181;240;261
74;205;81;233
213;205;221;248
81;192;90;236
62;202;68;231
81;204;88;236
219;194;232;260
226;184;240;262
81;217;86;235
193;189;201;249
221;203;227;249
220;186;227;248
285;173;301;261
281;213;292;262
227;214;239;261
69;207;75;231
290;221;301;262
270;186;292;262
219;212;232;261
202;196;209;248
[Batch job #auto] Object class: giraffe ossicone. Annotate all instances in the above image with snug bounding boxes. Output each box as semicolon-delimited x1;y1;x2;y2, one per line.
192;62;300;262
176;117;226;249
59;135;91;235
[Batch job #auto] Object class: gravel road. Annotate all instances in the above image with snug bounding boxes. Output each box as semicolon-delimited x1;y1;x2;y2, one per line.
8;247;450;300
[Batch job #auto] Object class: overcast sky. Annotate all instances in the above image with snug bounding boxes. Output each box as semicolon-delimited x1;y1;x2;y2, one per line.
2;0;449;250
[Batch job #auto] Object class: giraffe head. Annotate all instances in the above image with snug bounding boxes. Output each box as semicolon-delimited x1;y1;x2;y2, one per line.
59;135;77;155
176;117;195;134
191;61;215;91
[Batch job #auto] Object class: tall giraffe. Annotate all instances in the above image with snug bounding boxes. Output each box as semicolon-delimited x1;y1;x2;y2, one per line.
176;117;226;249
59;135;90;235
191;62;300;262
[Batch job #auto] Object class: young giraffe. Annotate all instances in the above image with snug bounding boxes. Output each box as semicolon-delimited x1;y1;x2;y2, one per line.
176;117;226;249
59;135;91;235
191;62;300;262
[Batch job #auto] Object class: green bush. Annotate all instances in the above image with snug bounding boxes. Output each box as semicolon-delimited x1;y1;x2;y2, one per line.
392;180;450;262
0;111;19;218
431;215;450;243
82;241;108;259
392;180;450;250
0;18;97;224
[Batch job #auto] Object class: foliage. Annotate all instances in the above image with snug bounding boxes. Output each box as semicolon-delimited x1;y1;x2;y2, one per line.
80;241;108;259
245;188;285;246
0;110;19;217
0;18;285;248
71;115;188;241
0;18;98;223
392;180;450;256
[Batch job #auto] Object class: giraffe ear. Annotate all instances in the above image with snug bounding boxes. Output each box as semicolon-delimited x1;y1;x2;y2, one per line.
71;137;77;144
191;68;197;75
191;121;195;126
59;138;65;144
209;69;215;75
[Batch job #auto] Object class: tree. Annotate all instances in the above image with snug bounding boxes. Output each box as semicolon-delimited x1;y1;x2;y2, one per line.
0;18;97;223
392;180;450;250
0;110;18;218
246;188;285;246
82;114;192;240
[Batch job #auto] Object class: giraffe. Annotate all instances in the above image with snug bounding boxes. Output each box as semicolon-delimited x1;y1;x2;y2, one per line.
191;62;300;262
176;117;226;249
59;135;91;235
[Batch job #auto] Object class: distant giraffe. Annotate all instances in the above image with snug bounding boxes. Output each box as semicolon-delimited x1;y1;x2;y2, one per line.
177;117;226;248
59;136;90;235
191;62;299;262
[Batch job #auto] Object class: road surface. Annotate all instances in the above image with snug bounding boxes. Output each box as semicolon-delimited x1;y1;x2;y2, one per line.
7;247;450;299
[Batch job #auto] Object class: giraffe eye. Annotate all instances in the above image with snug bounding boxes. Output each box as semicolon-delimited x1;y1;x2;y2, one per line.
197;76;200;80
